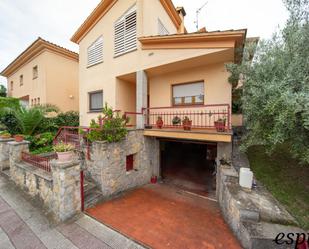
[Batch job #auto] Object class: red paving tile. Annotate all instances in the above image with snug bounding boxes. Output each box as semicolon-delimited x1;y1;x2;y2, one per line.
86;184;241;249
0;196;47;249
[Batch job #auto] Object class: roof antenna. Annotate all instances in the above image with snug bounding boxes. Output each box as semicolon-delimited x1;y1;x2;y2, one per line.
195;1;208;31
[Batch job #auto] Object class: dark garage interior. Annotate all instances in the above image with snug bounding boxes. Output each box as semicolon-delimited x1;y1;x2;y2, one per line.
160;140;217;198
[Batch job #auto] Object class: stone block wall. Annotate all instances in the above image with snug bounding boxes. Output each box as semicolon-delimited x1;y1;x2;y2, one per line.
85;130;160;197
7;141;81;222
0;138;14;171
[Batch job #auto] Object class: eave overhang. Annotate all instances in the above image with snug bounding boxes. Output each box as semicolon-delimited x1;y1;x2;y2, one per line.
1;37;78;77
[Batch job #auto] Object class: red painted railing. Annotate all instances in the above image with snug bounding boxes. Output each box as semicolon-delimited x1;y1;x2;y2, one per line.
142;104;231;131
21;152;57;172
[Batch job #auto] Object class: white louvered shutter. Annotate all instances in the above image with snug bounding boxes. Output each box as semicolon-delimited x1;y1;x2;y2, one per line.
87;36;103;67
158;19;169;35
114;6;137;57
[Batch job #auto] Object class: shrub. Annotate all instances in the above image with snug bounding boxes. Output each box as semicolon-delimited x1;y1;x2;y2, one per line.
54;111;79;127
25;132;55;151
53;142;74;152
86;103;128;143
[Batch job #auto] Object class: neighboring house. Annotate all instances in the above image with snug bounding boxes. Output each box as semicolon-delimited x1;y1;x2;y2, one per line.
69;0;247;196
0;38;79;111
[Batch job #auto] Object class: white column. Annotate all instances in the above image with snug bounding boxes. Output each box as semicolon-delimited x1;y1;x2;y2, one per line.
136;70;148;129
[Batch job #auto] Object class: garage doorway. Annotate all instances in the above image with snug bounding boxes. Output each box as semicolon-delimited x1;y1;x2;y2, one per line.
160;140;217;198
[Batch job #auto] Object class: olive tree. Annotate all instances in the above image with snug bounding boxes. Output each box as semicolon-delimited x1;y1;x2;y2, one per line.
226;0;309;163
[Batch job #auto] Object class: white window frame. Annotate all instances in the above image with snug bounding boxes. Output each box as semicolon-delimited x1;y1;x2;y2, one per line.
114;5;137;57
87;36;103;67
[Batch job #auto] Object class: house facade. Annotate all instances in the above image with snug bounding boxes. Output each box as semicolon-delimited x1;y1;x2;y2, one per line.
70;0;246;197
1;38;79;111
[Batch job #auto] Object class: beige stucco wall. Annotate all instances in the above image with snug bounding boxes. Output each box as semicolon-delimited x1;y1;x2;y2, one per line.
7;51;78;112
149;63;231;108
78;0;234;126
232;114;243;127
7;52;47;104
45;51;79;112
142;0;177;36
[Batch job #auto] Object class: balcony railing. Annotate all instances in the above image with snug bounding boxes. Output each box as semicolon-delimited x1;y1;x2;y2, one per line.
142;104;231;131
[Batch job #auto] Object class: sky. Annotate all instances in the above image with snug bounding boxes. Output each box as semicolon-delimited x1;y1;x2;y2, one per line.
0;0;289;87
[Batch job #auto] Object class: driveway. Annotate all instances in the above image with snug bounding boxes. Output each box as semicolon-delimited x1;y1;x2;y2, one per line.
86;184;241;249
0;174;143;249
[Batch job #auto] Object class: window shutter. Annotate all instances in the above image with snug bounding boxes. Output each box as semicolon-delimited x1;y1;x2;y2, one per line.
114;6;137;57
158;19;169;35
87;36;103;67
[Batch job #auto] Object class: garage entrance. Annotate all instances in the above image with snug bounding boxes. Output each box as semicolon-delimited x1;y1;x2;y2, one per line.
160;139;217;198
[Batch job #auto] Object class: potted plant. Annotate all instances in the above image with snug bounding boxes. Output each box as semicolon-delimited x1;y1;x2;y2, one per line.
182;116;192;131
214;118;226;132
53;142;75;162
0;131;11;139
14;134;24;142
172;116;181;126
150;175;157;184
156;116;163;129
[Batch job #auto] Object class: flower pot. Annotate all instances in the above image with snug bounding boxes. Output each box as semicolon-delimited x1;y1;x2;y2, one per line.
56;151;73;162
0;135;11;139
14;135;24;142
151;175;157;184
183;121;192;131
214;121;226;132
156;120;163;129
144;125;153;129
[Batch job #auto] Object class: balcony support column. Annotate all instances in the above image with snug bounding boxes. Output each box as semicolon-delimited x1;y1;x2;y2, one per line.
136;70;148;129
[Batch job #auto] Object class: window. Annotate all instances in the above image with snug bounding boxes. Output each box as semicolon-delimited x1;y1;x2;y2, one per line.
19;75;23;86
37;97;40;105
87;36;103;67
172;82;204;106
126;154;134;171
89;91;103;112
114;5;137;57
10;81;13;91
33;66;38;79
34;98;37;105
158;19;169;35
31;99;33;106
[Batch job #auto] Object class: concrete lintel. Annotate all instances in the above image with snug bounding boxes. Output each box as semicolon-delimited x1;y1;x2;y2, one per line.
8;141;30;146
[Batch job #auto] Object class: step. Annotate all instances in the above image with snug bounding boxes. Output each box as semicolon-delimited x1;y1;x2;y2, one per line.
84;191;104;209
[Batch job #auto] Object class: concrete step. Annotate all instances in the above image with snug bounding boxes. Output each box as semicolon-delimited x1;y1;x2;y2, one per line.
83;179;104;209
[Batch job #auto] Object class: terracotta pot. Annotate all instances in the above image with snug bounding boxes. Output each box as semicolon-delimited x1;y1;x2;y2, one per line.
183;121;192;131
0;135;11;139
151;175;157;184
14;135;24;142
56;151;73;162
214;121;226;132
156;120;163;129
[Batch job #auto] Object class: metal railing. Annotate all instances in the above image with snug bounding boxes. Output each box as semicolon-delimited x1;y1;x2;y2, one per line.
21;152;57;172
142;104;231;131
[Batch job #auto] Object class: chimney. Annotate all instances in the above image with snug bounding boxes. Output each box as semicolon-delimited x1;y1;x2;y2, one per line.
176;7;186;33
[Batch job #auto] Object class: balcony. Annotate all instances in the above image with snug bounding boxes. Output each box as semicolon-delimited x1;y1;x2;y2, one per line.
125;104;232;142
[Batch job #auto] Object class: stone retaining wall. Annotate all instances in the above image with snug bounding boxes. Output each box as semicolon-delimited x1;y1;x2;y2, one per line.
217;164;305;249
6;141;81;222
0;138;14;171
85;130;160;197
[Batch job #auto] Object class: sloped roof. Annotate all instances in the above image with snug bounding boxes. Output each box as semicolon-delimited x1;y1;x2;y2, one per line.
71;0;182;44
1;37;78;77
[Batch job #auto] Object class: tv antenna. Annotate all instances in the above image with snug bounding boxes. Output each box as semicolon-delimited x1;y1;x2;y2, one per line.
195;1;208;31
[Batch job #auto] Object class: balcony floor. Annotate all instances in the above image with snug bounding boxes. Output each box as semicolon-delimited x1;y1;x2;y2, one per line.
143;127;232;142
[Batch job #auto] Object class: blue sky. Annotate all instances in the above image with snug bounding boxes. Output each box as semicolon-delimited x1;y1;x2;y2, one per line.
0;0;289;87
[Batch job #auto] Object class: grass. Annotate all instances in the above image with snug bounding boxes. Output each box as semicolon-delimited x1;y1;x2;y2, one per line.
247;145;309;230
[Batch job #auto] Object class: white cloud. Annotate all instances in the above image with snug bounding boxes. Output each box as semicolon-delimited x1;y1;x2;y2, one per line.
0;0;289;87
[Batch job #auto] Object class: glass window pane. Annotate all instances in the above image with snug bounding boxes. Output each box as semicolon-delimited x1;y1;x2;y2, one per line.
90;92;103;110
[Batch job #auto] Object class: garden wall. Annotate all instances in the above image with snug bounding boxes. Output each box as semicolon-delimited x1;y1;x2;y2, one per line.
5;141;81;222
85;130;160;197
0;138;14;171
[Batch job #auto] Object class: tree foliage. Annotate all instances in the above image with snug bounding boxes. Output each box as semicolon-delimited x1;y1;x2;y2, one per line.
0;85;7;97
226;0;309;163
